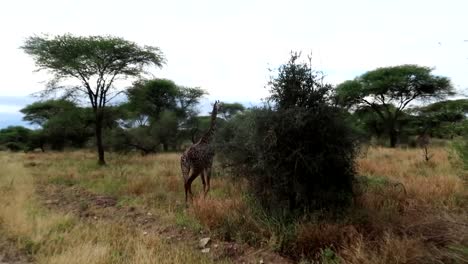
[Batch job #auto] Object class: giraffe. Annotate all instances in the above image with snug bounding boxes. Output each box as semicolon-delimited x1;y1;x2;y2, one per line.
180;100;221;204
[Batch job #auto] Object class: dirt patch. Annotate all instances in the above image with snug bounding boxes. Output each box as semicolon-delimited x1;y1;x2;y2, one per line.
0;232;33;264
36;184;292;264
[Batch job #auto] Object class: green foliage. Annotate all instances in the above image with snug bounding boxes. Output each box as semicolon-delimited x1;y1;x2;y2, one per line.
452;138;468;170
109;79;207;152
219;102;245;120
336;65;453;147
106;126;159;154
152;110;179;151
269;53;332;109
22;35;164;84
20;99;77;126
25;129;46;152
125;78;206;124
319;247;341;264
419;99;468;114
5;142;25;152
218;53;357;215
175;210;203;231
189;115;226;144
126;79;179;122
351;106;386;138
0;126;31;144
407;99;468;139
0;126;32;151
20;99;95;150
22;34;165;164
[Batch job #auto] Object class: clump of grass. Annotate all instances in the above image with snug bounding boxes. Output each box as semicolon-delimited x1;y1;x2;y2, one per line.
174;209;203;231
340;232;430;264
292;222;358;259
191;197;244;229
190;196;264;243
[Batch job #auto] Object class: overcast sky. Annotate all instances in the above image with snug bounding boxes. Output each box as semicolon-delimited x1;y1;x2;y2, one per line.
0;0;467;126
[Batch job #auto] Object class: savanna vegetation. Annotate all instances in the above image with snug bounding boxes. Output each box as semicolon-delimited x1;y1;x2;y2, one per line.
0;34;467;263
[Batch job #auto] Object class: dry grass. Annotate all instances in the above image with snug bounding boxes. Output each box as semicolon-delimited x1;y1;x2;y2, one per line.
342;146;468;263
2;145;467;263
35;221;225;264
341;232;431;264
0;152;227;264
358;147;465;207
191;197;246;229
0;153;73;246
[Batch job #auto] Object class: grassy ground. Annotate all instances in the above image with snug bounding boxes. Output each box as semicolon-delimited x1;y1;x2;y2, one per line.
0;153;231;264
0;146;467;263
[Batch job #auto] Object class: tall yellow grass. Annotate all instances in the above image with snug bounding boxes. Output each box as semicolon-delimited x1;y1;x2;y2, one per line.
0;153;72;244
2;145;466;263
358;147;465;208
0;152;228;264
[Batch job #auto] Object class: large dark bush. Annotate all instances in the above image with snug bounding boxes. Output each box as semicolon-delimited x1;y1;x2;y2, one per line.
217;53;357;215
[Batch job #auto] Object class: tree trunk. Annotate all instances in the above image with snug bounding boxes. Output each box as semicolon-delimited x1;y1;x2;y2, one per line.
95;111;106;165
389;129;398;148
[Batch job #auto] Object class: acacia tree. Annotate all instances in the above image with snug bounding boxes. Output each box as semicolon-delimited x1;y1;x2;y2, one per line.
22;34;165;164
336;65;453;147
125;79;179;126
20;99;93;150
219;102;245;120
410;99;468;138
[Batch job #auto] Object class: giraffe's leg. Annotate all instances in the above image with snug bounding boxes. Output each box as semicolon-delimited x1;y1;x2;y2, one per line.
186;168;200;203
184;182;189;206
181;162;191;205
200;170;207;195
204;167;212;198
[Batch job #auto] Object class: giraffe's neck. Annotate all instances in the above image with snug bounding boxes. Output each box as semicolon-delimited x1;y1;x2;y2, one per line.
199;126;216;144
198;102;218;144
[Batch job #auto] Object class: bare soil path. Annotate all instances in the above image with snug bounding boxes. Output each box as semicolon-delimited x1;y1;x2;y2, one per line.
35;183;292;264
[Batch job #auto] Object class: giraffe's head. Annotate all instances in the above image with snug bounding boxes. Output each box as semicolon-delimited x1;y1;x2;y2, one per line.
213;100;222;113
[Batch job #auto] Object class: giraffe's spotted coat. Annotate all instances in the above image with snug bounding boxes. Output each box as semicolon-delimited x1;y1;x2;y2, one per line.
180;100;221;204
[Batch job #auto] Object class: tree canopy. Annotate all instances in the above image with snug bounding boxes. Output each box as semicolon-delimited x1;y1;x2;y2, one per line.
219;102;245;120
20;99;78;127
269;52;332;109
336;65;453;147
22;34;165;164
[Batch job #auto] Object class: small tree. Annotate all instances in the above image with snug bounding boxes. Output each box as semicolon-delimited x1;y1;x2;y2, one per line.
336;65;453;147
218;53;357;214
22;34;165;164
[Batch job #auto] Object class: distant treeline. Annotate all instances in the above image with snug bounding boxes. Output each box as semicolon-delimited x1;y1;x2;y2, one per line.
0;79;246;153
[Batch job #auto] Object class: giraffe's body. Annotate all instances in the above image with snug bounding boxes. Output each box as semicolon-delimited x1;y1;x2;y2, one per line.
181;100;220;204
